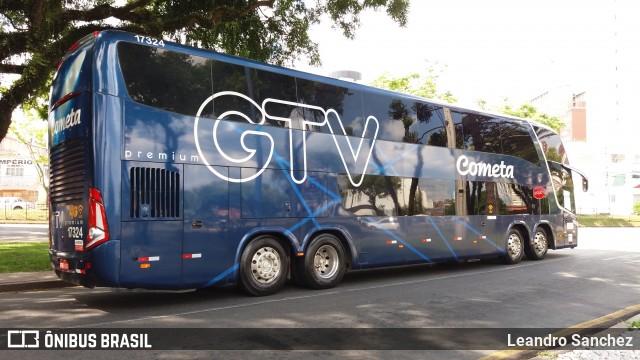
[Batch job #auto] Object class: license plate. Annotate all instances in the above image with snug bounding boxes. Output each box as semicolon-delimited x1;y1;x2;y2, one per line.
59;259;69;271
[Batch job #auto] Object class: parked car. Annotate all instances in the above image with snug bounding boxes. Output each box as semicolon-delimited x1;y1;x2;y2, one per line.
0;197;33;210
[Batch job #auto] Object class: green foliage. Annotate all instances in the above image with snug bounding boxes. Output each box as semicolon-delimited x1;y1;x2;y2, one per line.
634;203;640;216
0;242;51;273
577;214;640;227
370;62;457;103
0;0;410;141
478;100;565;133
8;108;48;193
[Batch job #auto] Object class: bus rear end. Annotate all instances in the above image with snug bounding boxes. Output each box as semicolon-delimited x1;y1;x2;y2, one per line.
48;33;109;288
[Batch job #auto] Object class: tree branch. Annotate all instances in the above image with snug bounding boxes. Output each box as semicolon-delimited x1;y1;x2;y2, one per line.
55;0;153;26
0;63;25;74
0;31;29;61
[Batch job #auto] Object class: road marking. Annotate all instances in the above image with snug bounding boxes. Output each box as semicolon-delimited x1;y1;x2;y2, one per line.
480;303;640;360
603;254;640;261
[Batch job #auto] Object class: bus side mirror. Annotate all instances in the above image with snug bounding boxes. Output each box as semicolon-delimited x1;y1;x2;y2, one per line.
582;177;588;192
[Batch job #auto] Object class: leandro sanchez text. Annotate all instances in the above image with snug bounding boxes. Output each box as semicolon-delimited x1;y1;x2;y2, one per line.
507;333;634;348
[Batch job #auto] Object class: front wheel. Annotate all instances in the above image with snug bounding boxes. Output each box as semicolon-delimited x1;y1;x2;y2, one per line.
525;228;549;261
499;228;524;264
297;234;346;290
238;236;289;296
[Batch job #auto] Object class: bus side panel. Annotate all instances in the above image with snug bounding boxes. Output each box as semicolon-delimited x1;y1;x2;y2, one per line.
120;161;184;289
90;240;120;287
120;221;182;288
182;164;230;287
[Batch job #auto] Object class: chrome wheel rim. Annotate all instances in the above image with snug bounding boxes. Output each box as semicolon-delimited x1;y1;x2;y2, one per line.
507;233;522;258
250;247;281;284
533;231;548;256
313;244;339;279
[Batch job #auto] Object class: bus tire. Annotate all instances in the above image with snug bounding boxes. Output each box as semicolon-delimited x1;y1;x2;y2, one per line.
525;227;548;261
238;236;289;296
500;228;524;264
298;234;346;290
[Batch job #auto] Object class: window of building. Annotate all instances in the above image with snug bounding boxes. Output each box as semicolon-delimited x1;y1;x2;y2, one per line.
5;163;24;176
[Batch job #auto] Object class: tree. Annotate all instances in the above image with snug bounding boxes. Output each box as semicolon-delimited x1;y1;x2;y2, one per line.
478;100;565;133
7;106;48;194
370;62;457;103
0;0;409;142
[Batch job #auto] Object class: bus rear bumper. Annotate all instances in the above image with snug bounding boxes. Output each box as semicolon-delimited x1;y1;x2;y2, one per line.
49;240;120;288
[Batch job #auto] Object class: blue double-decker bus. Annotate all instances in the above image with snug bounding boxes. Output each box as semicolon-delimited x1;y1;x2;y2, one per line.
48;31;587;296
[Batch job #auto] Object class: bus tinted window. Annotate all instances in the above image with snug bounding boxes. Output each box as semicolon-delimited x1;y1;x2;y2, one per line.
209;60;251;122
536;126;567;163
411;102;447;147
361;92;407;142
296;78;364;136
413;178;455;215
466;181;489;215
461;113;502;154
501;120;540;165
451;110;465;149
497;183;535;215
118;42;214;117
339;174;401;216
250;68;297;127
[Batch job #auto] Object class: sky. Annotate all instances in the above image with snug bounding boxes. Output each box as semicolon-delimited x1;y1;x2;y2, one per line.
295;0;621;108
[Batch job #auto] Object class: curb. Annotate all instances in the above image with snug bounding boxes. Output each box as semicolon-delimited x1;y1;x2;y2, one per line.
0;280;76;293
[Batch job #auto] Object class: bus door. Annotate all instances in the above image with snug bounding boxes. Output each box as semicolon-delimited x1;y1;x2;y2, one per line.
476;181;503;256
182;164;230;287
120;162;183;288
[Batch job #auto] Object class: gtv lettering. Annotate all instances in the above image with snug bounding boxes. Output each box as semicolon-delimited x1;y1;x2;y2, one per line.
456;155;514;179
193;91;379;187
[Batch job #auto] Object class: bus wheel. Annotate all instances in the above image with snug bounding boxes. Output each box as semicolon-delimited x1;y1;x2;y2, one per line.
526;228;548;261
298;234;346;290
500;228;524;264
238;236;289;296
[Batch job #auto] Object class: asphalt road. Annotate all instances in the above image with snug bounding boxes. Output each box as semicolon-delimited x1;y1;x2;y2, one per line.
0;223;47;242
1;227;639;358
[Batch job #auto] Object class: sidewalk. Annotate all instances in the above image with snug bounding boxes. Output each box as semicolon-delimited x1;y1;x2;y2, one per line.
0;270;75;292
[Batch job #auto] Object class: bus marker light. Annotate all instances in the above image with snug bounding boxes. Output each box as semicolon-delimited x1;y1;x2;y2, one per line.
182;253;202;259
140;264;151;269
422;238;432;243
59;259;69;271
386;240;397;245
398;245;404;249
297;252;305;257
138;256;160;262
454;237;462;241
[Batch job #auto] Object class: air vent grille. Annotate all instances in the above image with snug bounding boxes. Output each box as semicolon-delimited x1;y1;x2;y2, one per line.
130;167;180;218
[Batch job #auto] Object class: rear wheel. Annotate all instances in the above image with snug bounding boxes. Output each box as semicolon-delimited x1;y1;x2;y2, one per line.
525;227;548;261
238;236;289;296
500;228;524;264
297;234;346;290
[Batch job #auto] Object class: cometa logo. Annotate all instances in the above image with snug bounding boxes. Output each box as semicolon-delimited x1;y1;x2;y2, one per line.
53;109;82;135
456;155;515;179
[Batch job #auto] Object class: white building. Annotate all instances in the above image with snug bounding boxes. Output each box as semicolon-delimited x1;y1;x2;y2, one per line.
0;136;48;203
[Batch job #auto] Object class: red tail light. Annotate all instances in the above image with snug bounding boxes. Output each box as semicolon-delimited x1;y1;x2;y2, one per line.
85;187;109;250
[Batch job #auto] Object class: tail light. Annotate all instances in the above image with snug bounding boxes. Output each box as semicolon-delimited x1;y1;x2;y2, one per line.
85;187;109;250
